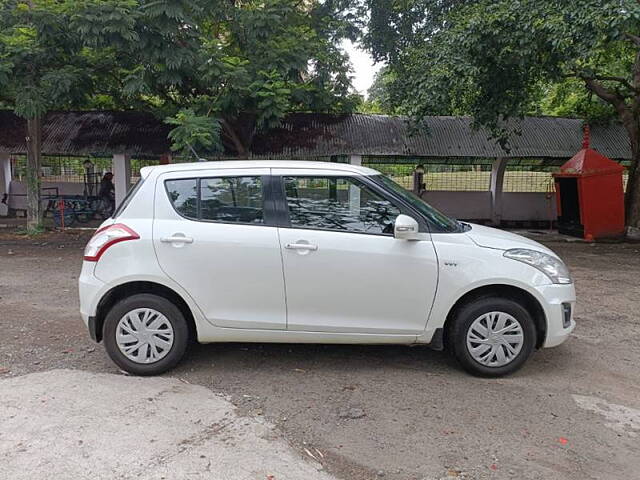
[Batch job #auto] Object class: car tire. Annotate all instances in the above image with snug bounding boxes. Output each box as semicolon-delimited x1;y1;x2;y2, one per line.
103;293;189;376
449;297;537;377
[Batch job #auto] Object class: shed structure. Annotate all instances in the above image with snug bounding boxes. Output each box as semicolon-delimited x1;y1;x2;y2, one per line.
0;111;631;224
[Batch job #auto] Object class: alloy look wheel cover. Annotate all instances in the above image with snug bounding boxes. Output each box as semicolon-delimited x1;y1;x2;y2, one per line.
116;308;175;364
466;311;524;367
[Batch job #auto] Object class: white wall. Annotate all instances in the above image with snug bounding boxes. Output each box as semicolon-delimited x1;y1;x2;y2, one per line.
420;190;556;222
7;181;85;211
421;191;492;220
502;192;556;221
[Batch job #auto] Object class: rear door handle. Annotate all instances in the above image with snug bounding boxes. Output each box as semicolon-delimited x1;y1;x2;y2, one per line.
161;235;194;244
285;243;318;251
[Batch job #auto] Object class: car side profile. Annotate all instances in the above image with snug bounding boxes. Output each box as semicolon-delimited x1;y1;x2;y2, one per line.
79;161;576;377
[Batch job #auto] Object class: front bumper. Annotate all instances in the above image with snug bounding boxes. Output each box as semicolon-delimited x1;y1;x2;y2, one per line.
534;283;576;348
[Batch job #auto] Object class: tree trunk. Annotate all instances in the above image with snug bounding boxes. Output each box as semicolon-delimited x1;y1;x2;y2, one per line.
626;144;640;235
26;116;43;231
220;118;249;159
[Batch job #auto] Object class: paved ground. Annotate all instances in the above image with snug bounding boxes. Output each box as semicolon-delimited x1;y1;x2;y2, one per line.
1;229;639;479
0;370;333;480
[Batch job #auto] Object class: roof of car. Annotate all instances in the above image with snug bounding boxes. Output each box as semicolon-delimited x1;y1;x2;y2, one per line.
140;160;381;178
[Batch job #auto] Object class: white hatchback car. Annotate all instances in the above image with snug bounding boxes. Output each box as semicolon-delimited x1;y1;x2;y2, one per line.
79;161;575;376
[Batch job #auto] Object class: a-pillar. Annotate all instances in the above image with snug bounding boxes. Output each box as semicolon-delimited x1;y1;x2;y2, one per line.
0;153;11;216
112;153;131;207
490;157;508;226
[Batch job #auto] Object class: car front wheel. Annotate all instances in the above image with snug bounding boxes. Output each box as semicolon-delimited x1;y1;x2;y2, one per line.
103;293;189;376
449;297;537;377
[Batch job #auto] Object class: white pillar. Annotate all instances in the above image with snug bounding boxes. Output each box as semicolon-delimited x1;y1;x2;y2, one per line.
490;157;508;226
0;153;11;216
112;153;131;207
348;155;362;213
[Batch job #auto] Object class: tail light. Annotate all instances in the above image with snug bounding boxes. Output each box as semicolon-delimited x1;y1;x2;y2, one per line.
84;224;139;261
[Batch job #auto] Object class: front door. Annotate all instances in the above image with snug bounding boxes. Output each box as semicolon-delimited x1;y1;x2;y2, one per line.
275;171;439;334
153;169;286;330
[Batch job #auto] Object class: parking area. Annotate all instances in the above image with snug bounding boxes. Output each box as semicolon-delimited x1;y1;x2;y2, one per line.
1;230;639;480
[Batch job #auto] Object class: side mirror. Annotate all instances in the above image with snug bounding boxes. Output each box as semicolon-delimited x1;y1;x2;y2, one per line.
394;214;423;240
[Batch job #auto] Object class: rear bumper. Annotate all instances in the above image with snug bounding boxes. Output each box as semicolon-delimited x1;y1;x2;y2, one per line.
534;283;576;348
79;262;105;342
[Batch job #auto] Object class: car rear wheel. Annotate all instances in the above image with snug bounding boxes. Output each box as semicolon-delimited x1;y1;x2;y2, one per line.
103;294;189;376
449;297;537;377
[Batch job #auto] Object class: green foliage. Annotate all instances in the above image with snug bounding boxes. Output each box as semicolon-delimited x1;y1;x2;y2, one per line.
174;0;361;148
165;109;223;157
16;224;45;236
363;0;640;226
0;0;139;118
363;0;640;139
0;0;360;154
537;78;617;122
365;67;403;114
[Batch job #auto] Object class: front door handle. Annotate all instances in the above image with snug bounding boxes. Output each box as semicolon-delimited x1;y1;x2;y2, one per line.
285;243;318;251
161;235;194;244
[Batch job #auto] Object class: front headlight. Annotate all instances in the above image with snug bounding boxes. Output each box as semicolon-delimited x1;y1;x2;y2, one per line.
503;248;572;284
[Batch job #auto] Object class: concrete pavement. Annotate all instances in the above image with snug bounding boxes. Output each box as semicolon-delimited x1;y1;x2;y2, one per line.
0;369;335;480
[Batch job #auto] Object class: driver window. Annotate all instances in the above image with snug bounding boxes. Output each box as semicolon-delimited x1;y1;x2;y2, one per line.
284;176;401;235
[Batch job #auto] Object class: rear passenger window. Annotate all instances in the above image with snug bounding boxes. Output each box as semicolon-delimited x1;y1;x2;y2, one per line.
200;177;264;224
165;176;264;225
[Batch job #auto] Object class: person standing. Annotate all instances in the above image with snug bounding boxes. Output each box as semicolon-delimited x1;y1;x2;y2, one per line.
99;172;115;215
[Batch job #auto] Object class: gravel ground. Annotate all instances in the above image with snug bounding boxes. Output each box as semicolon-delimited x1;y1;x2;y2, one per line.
1;230;639;480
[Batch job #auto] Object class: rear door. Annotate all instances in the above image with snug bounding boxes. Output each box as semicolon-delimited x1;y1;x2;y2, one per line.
274;170;439;334
153;169;286;330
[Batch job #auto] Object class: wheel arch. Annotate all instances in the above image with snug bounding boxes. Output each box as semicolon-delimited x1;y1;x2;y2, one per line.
94;281;197;343
442;284;547;349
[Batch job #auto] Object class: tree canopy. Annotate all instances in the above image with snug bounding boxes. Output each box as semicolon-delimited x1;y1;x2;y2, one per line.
0;0;361;227
363;0;640;231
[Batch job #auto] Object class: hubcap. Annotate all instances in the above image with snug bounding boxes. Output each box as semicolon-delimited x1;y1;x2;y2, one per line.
466;311;524;367
116;308;174;364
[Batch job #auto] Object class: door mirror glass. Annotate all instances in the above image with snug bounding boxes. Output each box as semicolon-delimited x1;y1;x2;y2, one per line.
394;214;421;240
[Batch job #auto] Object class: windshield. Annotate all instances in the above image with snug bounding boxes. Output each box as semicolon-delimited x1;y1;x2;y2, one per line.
372;174;462;233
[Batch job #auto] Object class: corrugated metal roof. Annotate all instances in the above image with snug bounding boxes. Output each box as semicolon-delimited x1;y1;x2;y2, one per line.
0;110;631;159
250;114;631;159
0;111;172;157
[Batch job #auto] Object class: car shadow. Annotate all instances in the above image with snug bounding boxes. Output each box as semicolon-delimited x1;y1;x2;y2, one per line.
177;341;460;376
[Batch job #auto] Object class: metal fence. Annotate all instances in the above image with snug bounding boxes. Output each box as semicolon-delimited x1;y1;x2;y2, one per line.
364;157;493;192
10;155;113;183
364;157;634;194
502;159;561;193
8;154;632;194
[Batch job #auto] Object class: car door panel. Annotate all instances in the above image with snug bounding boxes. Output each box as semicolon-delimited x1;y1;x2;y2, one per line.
273;170;439;334
153;169;286;330
279;228;438;333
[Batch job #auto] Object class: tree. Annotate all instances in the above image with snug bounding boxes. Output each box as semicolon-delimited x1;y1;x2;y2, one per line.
1;0;359;228
0;0;137;230
363;67;401;114
113;0;361;158
363;0;640;234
